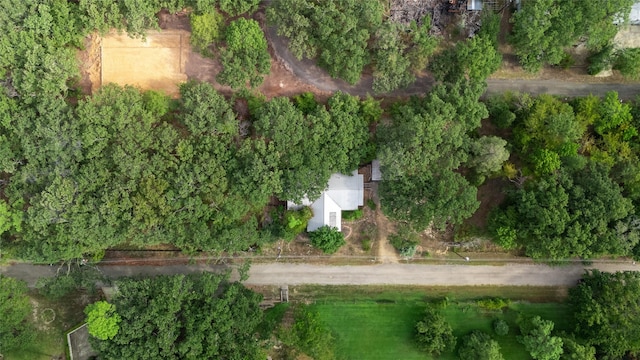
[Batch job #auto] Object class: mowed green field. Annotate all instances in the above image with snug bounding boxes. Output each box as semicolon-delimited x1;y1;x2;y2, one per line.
311;294;571;360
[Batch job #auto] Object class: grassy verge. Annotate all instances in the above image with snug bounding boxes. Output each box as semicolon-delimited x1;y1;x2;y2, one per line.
291;284;569;303
295;286;571;360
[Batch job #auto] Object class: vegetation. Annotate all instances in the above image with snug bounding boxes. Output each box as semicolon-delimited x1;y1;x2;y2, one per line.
458;331;504;360
189;10;224;56
389;225;420;258
510;0;636;72
569;270;640;359
84;301;121;340
377;81;486;231
0;275;33;353
267;0;438;91
280;305;335;360
415;306;456;355
217;18;271;89
88;273;263;359
309;226;346;254
517;315;564;360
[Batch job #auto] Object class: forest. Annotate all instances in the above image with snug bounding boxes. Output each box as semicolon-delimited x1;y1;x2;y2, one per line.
1;0;640;264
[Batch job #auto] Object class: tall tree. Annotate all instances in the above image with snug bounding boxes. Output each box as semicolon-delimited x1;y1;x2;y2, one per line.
89;273;264;360
0;275;33;353
570;270;640;360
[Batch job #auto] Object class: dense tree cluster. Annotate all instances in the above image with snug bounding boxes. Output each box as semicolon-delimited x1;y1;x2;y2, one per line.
0;275;33;353
510;0;636;72
569;270;640;360
488;91;640;260
0;83;376;262
377;81;488;231
88;273;263;359
267;0;438;92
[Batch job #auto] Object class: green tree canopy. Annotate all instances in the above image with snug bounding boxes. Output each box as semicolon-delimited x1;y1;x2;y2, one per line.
458;331;505;360
0;275;33;353
84;301;121;340
517;316;564;360
415;306;456;355
569;270;640;360
90;273;264;360
217;18;271;89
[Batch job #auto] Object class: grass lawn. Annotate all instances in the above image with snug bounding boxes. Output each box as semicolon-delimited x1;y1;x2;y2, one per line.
307;288;572;360
3;290;97;360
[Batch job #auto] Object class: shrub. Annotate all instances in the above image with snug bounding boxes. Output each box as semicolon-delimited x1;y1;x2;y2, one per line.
366;198;376;210
361;238;372;251
189;10;224;57
280;305;335;360
614;48;640;79
342;209;363;221
283;207;313;241
458;331;504;360
493;319;509;336
219;0;260;16
415;307;456;355
588;46;614;75
309;226;346;254
389;224;420;258
293;92;318;114
477;297;511;311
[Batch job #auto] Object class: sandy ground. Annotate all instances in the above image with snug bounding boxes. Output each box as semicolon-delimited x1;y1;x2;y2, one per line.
100;31;189;97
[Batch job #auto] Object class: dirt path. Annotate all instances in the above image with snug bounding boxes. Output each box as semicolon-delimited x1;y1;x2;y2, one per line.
2;261;639;287
267;26;640;99
370;183;399;263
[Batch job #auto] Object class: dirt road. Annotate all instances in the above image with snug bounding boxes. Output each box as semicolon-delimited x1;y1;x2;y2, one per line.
2;261;638;288
267;26;640;99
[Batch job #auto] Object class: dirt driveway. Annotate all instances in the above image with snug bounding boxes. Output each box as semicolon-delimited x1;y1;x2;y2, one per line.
2;261;638;287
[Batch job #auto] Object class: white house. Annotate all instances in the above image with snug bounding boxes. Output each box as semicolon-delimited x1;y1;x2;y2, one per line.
287;170;364;232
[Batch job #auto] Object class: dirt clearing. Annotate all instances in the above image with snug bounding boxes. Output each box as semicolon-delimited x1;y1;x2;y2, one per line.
100;30;189;97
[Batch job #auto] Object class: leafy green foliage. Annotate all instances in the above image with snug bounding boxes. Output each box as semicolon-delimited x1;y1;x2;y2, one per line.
490;163;635;259
84;301;121;340
309;226;346;254
389;225;420;258
561;336;596;360
377;81;486;230
283;207;313;241
0;275;33;353
468;136;510;177
218;18;270;89
477;297;511;311
517;315;564;360
414;306;456;355
458;331;505;360
614;48;640;79
219;0;260;16
493;319;509;336
280;305;335;360
341;209;363;221
254;93;373;203
267;0;384;84
189;10;224;56
569;270;640;360
36;266;106;299
371;23;415;93
510;0;635;72
430;34;501;83
90;273;264;359
587;46;615;75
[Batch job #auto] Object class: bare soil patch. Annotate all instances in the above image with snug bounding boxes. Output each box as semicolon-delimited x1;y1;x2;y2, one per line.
100;30;189;97
79;10;323;99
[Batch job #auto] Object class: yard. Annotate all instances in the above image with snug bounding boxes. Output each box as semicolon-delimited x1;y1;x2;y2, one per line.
304;287;571;360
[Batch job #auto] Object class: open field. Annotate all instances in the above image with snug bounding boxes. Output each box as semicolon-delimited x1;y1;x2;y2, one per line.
308;287;571;360
100;31;190;97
